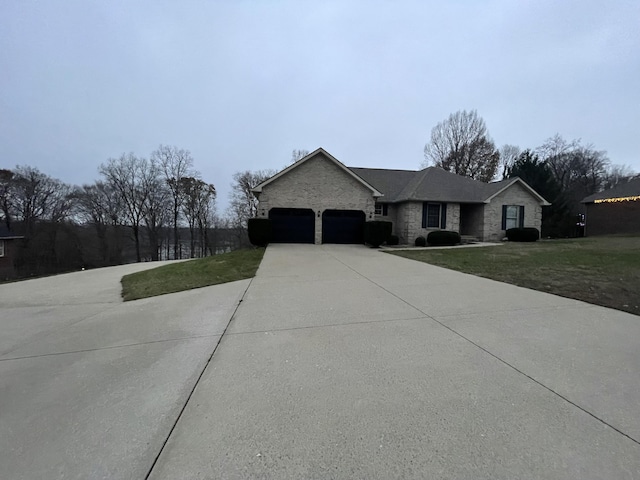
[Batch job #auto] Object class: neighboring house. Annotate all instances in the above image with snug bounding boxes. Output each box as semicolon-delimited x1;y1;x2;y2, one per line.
581;177;640;236
0;226;24;280
252;148;550;245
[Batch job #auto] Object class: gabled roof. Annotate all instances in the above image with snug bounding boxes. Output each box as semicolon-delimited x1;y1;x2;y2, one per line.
0;226;24;239
581;176;640;203
351;166;550;205
252;148;383;197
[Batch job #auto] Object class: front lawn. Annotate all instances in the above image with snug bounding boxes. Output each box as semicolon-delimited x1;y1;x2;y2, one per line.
121;248;265;301
388;236;640;315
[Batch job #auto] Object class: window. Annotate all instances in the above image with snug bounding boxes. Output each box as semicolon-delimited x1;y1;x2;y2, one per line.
502;205;524;230
0;240;4;257
374;203;388;216
422;202;447;229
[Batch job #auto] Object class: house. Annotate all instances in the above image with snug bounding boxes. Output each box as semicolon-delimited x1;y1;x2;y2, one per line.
252;148;550;245
581;177;640;236
0;226;24;280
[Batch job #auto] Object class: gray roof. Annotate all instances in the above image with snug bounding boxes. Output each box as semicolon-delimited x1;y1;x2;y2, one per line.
349;166;521;203
581;176;640;203
0;226;24;239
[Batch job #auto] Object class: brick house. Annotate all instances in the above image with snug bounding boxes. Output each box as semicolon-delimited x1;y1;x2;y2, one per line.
0;226;24;280
252;148;550;245
581;177;640;236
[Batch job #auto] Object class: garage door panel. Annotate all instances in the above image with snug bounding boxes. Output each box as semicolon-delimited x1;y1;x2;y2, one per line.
269;208;315;244
322;210;365;244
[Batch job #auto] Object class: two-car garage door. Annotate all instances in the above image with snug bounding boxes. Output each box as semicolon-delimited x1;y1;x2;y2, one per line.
268;208;365;244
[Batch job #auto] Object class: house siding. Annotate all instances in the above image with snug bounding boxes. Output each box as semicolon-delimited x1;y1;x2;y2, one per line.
585;201;640;236
0;239;20;280
256;153;376;244
395;201;461;245
483;183;543;241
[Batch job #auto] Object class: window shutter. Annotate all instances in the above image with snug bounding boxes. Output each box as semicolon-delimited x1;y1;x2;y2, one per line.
422;202;427;228
440;203;447;229
501;205;507;230
519;206;525;228
383;204;388;216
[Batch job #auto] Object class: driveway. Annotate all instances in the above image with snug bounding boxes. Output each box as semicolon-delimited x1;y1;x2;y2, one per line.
0;262;250;479
149;244;640;479
2;247;639;479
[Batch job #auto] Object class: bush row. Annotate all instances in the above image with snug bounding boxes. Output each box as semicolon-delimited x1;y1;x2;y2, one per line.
506;227;540;242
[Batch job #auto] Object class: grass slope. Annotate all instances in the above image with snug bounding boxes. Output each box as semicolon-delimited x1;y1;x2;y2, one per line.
389;236;640;315
121;248;265;301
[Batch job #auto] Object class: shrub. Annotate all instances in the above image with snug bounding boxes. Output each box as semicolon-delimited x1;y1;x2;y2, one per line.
415;236;426;247
427;230;461;246
364;221;392;247
387;234;399;246
506;227;540;242
247;218;272;246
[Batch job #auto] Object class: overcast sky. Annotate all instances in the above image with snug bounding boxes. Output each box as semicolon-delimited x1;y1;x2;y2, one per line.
2;0;639;212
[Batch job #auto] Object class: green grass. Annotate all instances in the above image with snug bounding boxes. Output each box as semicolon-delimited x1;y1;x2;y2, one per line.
121;248;265;301
388;236;640;315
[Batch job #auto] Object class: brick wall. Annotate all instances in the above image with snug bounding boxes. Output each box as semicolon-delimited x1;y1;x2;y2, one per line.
585;201;640;236
395;202;461;245
483;182;543;241
256;153;376;244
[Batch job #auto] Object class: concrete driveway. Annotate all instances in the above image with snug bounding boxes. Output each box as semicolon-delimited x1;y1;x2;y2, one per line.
0;262;250;479
3;246;639;479
149;244;640;479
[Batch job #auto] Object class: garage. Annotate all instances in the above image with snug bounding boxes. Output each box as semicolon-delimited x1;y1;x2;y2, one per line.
269;208;315;243
322;210;365;244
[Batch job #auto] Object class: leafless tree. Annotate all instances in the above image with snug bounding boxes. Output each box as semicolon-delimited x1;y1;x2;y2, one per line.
143;174;171;261
601;164;637;191
152;145;195;259
498;144;521;180
180;177;216;257
227;169;275;229
99;153;158;262
423;110;500;182
0;169;14;229
291;149;310;163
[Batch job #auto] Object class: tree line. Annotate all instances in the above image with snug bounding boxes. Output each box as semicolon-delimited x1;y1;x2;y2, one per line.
423;110;637;237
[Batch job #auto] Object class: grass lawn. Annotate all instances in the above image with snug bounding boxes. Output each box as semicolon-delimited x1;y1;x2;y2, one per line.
121;248;265;301
388;236;640;316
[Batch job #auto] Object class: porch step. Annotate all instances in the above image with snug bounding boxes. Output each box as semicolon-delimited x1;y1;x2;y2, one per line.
460;235;480;244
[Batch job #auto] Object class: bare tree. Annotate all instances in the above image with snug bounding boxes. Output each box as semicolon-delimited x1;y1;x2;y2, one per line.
423;110;500;182
291;149;310;163
143;173;170;261
601;164;637;191
498;144;521;180
0;169;14;229
152;145;195;259
180;177;215;257
227;169;275;229
99;153;158;262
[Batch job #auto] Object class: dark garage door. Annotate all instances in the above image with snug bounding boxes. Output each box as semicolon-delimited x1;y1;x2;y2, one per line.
269;208;315;243
322;210;365;244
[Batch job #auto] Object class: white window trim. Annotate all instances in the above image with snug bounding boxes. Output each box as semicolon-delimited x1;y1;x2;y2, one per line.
374;203;383;215
505;205;520;230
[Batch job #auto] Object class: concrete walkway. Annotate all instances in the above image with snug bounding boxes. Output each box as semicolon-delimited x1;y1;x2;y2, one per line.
0;262;250;480
148;244;640;479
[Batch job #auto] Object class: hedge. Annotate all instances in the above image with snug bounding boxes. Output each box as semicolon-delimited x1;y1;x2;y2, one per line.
415;236;426;247
364;221;392;247
427;230;461;246
506;227;540;242
387;234;399;246
248;218;272;246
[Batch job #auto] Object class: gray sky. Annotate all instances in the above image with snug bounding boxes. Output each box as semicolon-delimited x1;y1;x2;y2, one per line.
2;0;639;213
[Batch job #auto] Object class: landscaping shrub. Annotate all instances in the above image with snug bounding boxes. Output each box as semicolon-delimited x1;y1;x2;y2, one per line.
506;227;540;242
415;236;426;247
364;221;392;247
387;234;399;246
247;218;272;246
427;230;461;246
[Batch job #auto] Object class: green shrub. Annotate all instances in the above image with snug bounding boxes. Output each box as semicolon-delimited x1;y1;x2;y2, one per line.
364;221;392;247
427;230;461;246
248;218;272;246
506;227;540;242
387;234;399;246
415;236;426;247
